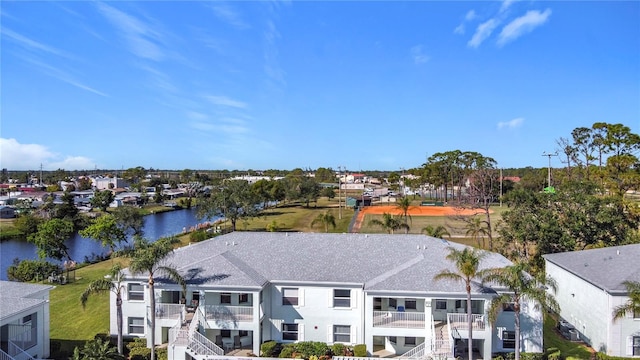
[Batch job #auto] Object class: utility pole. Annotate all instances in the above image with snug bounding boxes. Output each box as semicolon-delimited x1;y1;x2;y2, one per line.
337;166;343;219
500;168;503;207
542;152;558;188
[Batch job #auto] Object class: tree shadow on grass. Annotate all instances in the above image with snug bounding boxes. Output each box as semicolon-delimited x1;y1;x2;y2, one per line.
51;339;87;360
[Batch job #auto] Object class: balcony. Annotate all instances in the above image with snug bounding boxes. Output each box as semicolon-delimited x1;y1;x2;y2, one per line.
155;303;186;319
203;305;253;323
373;311;425;329
447;313;486;331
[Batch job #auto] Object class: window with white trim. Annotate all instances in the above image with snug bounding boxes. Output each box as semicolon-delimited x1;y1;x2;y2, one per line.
389;298;397;308
632;336;640;356
405;337;416;346
405;299;417;310
503;331;515;349
221;330;231;338
333;325;350;343
128;317;144;334
128;284;144;301
239;293;249;304
283;288;298;306
435;300;447;310
334;289;351;307
282;323;298;341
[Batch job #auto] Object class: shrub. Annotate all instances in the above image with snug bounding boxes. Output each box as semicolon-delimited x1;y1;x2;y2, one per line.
262;341;281;357
190;229;209;242
129;346;151;360
595;353;630;360
546;347;562;360
156;347;168;360
279;344;295;358
7;259;60;282
520;353;544;360
353;344;367;357
331;343;346;356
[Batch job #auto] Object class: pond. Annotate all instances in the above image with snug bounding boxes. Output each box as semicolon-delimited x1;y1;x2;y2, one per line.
0;208;220;280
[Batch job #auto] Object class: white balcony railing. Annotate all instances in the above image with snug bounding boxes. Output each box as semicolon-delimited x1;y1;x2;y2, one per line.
446;313;486;331
373;311;425;329
155;303;186;320
203;305;253;322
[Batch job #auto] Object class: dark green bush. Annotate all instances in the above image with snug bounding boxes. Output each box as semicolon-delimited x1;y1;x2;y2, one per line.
353;344;367;357
7;259;60;282
129;346;151;360
156;347;168;360
520;353;544;360
262;341;281;357
279;344;295;358
331;343;346;356
596;353;630;360
190;229;209;242
545;347;562;360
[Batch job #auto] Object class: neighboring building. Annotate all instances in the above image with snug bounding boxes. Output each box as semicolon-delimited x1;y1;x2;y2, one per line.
544;244;640;357
0;206;15;219
113;232;543;360
93;177;129;190
0;281;54;359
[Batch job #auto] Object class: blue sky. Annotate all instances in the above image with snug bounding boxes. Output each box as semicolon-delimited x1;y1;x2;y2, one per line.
1;1;638;172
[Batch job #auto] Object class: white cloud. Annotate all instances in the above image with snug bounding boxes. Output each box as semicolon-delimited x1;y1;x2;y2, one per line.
465;10;477;21
0;138;94;170
205;95;247;109
497;117;524;129
1;27;72;58
410;45;430;64
468;19;499;48
500;0;517;13
22;57;108;97
96;3;164;61
210;3;250;29
498;9;552;46
454;24;465;35
186;111;208;120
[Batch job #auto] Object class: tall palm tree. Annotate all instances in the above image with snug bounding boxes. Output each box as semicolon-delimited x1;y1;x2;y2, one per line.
434;247;489;360
127;237;186;360
465;216;489;249
484;262;560;360
80;264;127;354
422;225;451;239
612;280;640;322
369;212;410;234
395;197;414;232
311;211;337;232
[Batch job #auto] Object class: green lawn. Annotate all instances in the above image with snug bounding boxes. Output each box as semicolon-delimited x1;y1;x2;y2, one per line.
544;313;593;359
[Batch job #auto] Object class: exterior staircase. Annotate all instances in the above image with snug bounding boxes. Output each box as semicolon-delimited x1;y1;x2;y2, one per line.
169;306;223;360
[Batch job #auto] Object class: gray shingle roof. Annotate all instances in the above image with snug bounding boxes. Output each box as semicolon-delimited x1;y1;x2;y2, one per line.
543;243;640;294
0;281;53;321
132;232;512;295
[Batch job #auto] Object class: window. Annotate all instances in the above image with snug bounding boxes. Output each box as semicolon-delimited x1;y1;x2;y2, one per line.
283;288;299;306
221;330;231;338
405;299;417;310
389;298;397;308
282;323;298;341
221;293;231;304
239;330;249;337
389;337;397;344
405;337;416;346
435;300;447;310
503;303;516;312
128;317;144;334
633;336;640;356
333;325;350;343
334;289;351;307
128;284;144;301
239;293;249;304
455;300;465;309
374;297;382;310
503;331;515;349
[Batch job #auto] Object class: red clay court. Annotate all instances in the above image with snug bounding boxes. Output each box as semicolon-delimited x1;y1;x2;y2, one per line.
352;205;489;232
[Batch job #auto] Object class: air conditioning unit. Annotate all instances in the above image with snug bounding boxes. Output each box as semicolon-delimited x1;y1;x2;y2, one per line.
568;329;580;341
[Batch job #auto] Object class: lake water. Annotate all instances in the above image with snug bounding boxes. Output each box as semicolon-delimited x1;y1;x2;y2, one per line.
0;208;219;281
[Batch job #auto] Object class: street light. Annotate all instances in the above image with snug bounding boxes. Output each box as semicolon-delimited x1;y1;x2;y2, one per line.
542;152;558;189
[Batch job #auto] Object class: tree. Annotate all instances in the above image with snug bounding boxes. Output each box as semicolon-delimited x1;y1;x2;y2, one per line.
79;214;126;256
90;190;115;212
465;216;489;249
14;213;43;239
198;180;261;231
368;213;410;234
321;187;336;200
612;281;640;322
422;225;451;239
72;338;124;360
311;211;337;233
299;177;321;207
394;197;414;231
28;218;75;261
80;264;127;354
484;262;560;360
127;237;185;360
112;206;144;238
315;167;336;183
434;247;489;360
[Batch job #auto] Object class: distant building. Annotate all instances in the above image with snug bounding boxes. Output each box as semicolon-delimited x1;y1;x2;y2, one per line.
0;206;15;219
93;177;130;190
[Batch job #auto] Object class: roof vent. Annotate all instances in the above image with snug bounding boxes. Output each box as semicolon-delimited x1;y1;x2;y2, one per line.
423;245;427;250
365;234;368;238
417;245;420;250
225;241;229;246
232;241;236;246
617;250;620;255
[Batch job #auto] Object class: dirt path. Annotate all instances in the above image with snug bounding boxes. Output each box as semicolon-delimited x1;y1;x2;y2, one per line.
351;205;489;233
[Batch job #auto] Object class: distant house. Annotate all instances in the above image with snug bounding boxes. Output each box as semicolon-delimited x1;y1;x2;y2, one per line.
544;244;640;357
0;206;15;219
0;281;54;359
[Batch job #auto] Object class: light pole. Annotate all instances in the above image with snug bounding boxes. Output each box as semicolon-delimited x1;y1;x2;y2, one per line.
542;152;558;189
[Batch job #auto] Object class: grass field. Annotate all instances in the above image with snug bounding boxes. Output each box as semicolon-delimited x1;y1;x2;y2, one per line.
543;313;594;359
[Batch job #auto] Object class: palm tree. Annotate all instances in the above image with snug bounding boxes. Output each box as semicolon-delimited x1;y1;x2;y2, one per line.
612;280;640;322
75;338;125;360
422;225;451;239
395;197;414;231
80;264;127;354
127;237;186;360
311;211;337;232
368;212;409;234
465;216;489;249
434;247;489;360
484;262;560;360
